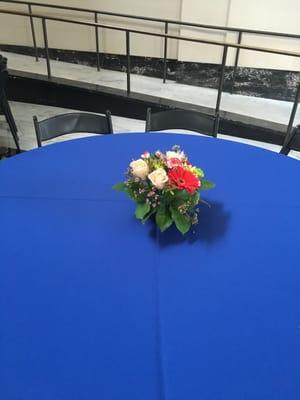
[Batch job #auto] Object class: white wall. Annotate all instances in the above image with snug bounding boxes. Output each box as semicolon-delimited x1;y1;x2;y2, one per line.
0;0;182;58
178;0;232;64
227;0;300;70
177;0;300;70
0;0;299;71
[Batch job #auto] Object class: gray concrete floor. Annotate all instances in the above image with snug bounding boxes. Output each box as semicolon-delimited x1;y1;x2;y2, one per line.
1;101;299;159
2;51;300;127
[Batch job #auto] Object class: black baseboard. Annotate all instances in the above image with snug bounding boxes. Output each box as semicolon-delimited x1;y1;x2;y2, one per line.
1;44;300;102
7;69;299;151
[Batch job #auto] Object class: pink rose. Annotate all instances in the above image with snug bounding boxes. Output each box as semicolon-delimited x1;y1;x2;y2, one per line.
167;157;182;169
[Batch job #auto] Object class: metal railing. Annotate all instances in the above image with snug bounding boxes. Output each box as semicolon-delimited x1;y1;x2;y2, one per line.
0;5;299;141
1;0;300;86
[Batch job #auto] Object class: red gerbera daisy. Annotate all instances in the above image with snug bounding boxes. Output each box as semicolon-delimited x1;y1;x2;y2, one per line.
168;166;200;193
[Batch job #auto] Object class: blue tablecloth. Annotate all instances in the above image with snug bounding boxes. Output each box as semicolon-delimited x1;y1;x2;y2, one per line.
1;133;300;400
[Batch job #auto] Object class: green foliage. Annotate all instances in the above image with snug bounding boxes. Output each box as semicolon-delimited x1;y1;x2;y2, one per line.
124;179;150;202
135;202;151;220
200;180;216;190
126;187;137;201
112;182;127;191
155;206;173;232
186;166;204;178
147;156;164;171
141;209;156;223
170;207;191;235
190;192;200;207
172;189;190;202
168;190;199;212
132;190;202;234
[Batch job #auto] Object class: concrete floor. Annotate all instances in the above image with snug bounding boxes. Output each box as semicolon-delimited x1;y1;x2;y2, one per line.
2;51;300;127
1;101;299;160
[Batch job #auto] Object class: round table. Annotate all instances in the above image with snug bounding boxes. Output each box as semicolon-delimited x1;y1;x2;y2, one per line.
1;133;300;400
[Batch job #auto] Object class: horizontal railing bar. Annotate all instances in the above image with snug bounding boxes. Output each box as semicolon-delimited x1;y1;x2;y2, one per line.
0;0;300;40
1;9;300;58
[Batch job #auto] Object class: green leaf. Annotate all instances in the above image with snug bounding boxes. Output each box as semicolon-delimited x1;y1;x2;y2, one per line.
126;187;137;200
170;207;191;235
135;202;151;220
113;182;127;191
190;166;204;178
200;180;216;190
170;190;190;208
141;209;156;223
190;192;200;207
173;189;190;201
155;206;173;232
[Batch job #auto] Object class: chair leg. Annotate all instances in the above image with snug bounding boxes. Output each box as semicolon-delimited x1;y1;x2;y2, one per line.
5;99;18;138
1;100;20;153
280;126;299;155
213;114;220;138
145;107;151;132
280;146;290;155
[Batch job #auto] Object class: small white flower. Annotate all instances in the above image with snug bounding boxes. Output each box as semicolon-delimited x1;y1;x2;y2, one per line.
166;150;185;160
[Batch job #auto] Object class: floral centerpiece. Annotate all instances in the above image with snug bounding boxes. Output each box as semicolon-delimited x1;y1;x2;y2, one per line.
113;145;215;234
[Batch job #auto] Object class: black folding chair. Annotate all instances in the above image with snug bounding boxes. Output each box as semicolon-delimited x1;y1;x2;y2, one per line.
280;125;300;155
33;111;114;147
145;108;217;137
0;55;20;152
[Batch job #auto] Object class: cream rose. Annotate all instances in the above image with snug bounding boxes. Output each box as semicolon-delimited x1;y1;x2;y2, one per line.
130;159;149;179
148;168;168;189
166;150;185;160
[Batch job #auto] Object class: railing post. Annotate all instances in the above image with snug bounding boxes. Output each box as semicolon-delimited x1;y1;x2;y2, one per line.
28;4;39;61
231;31;242;93
214;45;228;137
94;12;100;71
41;18;51;80
163;22;168;83
280;83;300;154
126;30;131;95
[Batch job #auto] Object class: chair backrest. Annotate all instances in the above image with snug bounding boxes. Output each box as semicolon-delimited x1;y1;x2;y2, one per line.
33;111;113;147
145;108;216;136
0;56;8;103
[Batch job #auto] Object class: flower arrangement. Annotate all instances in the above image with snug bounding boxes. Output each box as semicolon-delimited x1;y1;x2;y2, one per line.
113;145;215;234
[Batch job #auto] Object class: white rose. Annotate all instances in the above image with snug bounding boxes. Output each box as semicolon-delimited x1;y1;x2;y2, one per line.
166;150;185;160
148;168;168;189
130;159;149;179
